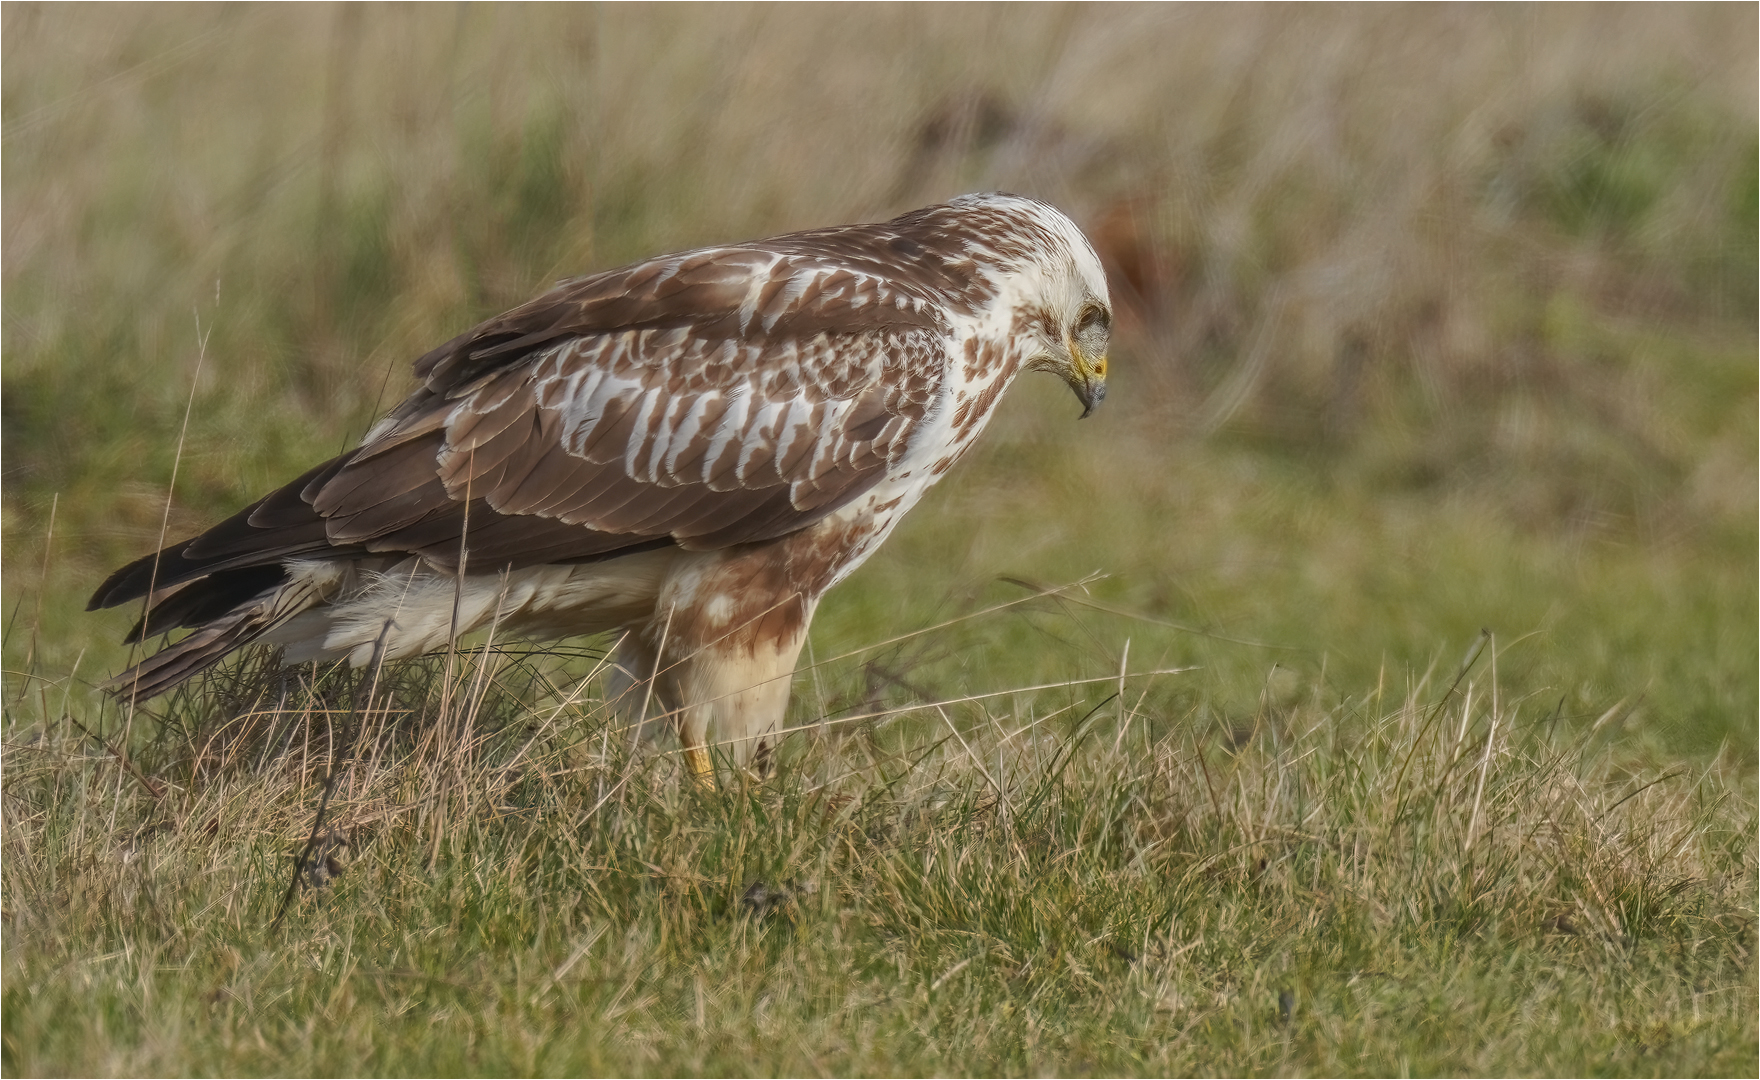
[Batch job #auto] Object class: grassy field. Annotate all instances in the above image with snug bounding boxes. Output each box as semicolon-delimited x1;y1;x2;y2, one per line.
3;5;1755;1076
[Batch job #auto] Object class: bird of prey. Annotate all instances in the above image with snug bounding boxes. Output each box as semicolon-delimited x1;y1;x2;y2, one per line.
90;193;1113;781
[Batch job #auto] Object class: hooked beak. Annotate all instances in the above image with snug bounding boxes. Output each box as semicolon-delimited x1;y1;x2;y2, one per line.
1071;353;1108;418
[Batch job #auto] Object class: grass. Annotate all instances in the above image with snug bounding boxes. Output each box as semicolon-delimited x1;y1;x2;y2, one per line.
3;4;1756;1076
3;625;1754;1076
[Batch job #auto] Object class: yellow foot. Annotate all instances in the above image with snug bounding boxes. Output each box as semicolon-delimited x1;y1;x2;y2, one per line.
683;743;715;789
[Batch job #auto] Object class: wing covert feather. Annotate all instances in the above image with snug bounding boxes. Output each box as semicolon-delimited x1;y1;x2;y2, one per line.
298;246;947;567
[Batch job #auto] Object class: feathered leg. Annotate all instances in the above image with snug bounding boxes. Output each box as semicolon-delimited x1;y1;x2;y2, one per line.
640;549;818;784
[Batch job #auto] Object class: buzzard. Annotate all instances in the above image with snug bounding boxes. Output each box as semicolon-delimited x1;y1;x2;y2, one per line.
90;193;1113;781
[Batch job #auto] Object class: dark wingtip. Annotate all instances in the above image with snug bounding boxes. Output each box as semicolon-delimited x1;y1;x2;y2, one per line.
88;552;159;611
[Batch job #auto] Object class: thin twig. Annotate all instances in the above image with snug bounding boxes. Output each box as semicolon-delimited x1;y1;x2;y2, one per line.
272;619;392;928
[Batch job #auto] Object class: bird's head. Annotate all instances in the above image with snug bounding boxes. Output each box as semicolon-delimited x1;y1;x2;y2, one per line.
1039;295;1111;419
947;193;1113;418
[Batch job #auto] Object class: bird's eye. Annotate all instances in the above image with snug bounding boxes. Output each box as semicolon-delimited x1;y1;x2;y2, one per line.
1074;306;1111;356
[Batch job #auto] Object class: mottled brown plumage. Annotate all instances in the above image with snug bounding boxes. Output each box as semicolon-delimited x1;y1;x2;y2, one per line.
91;193;1112;779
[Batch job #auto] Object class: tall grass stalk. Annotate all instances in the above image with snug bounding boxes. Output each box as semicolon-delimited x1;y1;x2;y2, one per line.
2;605;1752;1075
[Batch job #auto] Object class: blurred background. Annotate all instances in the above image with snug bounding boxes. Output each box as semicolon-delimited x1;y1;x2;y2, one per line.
4;4;1754;759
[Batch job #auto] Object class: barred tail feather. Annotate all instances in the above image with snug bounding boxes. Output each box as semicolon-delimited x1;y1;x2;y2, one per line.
106;579;325;705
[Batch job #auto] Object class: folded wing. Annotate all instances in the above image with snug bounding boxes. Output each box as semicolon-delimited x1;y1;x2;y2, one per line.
91;239;953;614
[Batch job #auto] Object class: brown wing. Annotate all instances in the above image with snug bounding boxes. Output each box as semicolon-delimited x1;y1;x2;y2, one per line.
92;237;956;611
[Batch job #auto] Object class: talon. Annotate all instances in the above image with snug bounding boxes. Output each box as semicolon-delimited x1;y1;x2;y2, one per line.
683;743;714;788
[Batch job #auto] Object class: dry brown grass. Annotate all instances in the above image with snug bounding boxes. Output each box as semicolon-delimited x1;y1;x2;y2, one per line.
3;613;1752;1074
